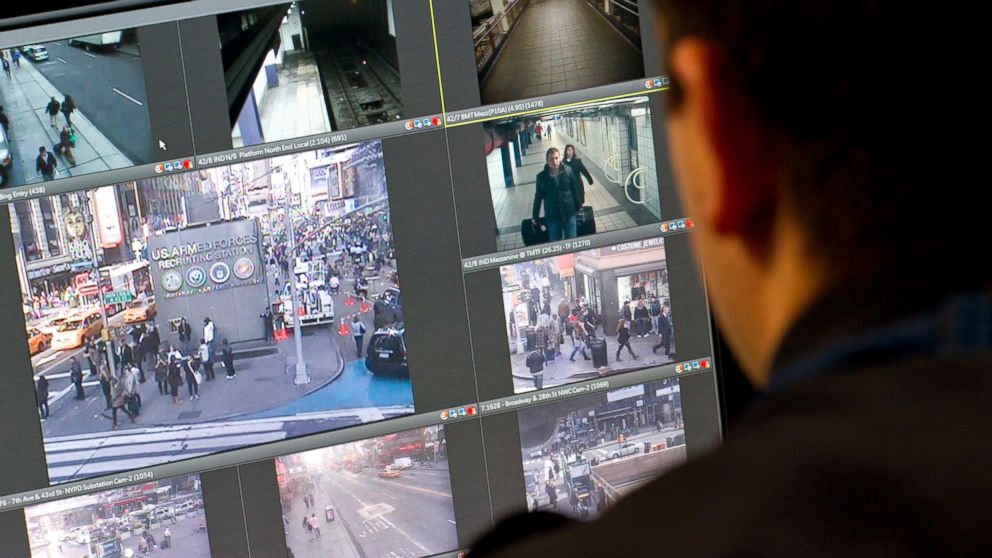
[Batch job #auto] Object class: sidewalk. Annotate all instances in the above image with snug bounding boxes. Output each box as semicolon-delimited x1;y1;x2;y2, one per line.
0;57;132;184
511;330;675;391
40;335;344;438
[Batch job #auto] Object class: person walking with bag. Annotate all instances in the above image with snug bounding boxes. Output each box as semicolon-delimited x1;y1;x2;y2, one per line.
569;322;591;362
614;319;638;362
109;374;136;428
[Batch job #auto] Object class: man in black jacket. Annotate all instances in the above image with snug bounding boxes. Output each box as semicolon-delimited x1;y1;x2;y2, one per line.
472;1;988;556
532;148;581;241
35;146;57;181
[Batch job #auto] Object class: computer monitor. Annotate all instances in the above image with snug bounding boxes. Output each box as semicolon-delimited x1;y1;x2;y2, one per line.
0;1;723;556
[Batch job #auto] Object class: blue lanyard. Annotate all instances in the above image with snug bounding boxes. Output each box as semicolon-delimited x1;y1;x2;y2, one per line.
768;291;992;394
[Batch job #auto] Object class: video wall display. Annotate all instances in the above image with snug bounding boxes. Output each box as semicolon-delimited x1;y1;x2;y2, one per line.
500;238;675;394
22;474;208;557
517;378;685;519
483;96;662;252
470;0;646;105
276;425;458;558
0;28;154;189
12;139;413;484
219;0;404;148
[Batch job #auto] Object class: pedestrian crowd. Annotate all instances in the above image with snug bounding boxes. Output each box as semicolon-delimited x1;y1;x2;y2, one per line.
514;263;675;390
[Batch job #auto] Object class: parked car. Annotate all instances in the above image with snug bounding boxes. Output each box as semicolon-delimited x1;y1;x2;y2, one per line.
27;327;52;355
0;124;13;187
51;310;104;351
20;45;49;61
364;326;408;375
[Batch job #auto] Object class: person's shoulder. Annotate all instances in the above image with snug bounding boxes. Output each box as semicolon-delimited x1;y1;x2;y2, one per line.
480;354;992;557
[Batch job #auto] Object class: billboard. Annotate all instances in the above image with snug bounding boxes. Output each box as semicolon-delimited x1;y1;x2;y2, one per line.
146;218;269;345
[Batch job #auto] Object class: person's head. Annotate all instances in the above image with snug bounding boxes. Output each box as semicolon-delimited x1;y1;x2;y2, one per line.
38;146;46;155
223;338;229;346
545;148;561;170
204;317;211;325
70;356;78;363
564;144;576;160
651;1;980;385
352;315;360;323
50;96;55;102
200;338;205;346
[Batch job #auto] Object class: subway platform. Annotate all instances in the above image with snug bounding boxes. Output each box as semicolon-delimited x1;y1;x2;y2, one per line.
480;0;644;104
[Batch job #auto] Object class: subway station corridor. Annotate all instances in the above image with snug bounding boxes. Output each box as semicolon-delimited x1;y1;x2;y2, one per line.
480;0;644;104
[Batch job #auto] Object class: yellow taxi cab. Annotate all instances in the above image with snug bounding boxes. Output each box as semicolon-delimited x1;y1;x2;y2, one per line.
51;310;104;351
27;327;52;355
122;297;157;324
378;467;402;479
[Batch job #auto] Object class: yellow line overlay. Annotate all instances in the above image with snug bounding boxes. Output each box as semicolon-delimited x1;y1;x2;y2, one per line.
428;0;447;116
444;86;670;128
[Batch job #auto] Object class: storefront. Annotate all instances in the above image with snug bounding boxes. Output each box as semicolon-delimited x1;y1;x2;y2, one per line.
616;268;669;306
573;245;667;334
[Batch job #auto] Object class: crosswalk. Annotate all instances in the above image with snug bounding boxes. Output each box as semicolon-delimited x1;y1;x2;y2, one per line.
44;406;414;484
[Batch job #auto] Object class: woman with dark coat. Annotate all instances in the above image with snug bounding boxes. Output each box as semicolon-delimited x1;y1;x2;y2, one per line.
563;144;595;205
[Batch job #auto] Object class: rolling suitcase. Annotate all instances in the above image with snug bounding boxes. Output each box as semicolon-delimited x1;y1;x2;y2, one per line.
521;218;550;246
577;205;596;236
590;337;608;368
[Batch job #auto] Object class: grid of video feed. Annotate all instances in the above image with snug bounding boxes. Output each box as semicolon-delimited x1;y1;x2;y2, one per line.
1;29;154;188
483;96;662;252
517;378;685;519
276;426;458;558
14;139;413;484
501;238;675;393
22;474;208;557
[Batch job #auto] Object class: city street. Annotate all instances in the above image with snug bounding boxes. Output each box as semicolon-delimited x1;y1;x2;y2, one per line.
31;40;153;163
285;464;458;558
523;428;685;517
40;511;210;558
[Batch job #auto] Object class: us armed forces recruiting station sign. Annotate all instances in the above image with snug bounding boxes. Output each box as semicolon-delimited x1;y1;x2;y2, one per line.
147;219;269;344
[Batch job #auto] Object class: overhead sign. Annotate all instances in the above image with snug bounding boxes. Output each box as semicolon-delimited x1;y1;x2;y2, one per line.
93;186;123;248
607;384;645;403
146;219;263;299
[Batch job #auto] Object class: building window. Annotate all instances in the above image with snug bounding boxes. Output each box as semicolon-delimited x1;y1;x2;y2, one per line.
38;197;62;257
15;201;41;262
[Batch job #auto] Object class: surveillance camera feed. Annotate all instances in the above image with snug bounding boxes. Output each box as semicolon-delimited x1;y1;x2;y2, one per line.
14;139;413;484
517;378;685;520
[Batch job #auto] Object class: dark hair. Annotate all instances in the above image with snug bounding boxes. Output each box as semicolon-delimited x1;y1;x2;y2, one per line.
564;144;576;157
544;147;559;162
653;1;979;283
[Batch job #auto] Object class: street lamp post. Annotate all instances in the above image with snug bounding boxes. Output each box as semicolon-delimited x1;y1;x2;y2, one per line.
283;166;310;385
83;191;115;377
